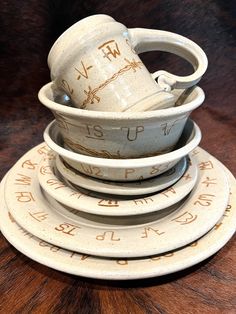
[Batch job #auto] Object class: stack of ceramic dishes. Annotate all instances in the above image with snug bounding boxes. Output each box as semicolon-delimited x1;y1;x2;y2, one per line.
0;80;235;280
1;15;235;280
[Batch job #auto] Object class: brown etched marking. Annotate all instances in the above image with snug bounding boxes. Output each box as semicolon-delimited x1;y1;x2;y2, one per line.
124;168;135;179
194;194;215;206
202;177;217;187
43;153;55;162
29;211;49;222
150;165;161;176
121;126;144;141
40;165;53;175
223;204;232;217
171;211;197;225
53;112;69;130
198;160;214;170
151;253;174;261
46;178;66;190
191;149;200;156
151;256;161;261
65;137;121;159
98;199;119;207
214;222;223;230
70;252;76;258
61;79;73;95
66;208;80;216
96;231;120;241
161;117;186;136
8;212;16;223
37;145;50;155
182;173;192;180
85;136;105;141
141;227;165;238
116;260;128;265
75;61;93;80
14;174;32;186
85;124;104;140
137;176;144;182
133;197;154;206
82;58;142;108
80;255;90;261
164;253;175;257
61;158;103;181
21;159;38;170
98;39;121;61
190;241;198;247
18;226;34;239
38;240;61;252
15;191;35;202
84;85;101;105
125;38;136;54
80;164;103;178
55;223;80;236
70;191;84;199
161;187;176;198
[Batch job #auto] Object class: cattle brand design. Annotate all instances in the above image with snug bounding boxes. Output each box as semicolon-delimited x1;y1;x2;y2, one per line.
82;58;142;108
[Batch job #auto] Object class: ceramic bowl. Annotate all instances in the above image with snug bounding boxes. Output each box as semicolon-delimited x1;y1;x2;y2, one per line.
39;82;204;159
43;118;201;181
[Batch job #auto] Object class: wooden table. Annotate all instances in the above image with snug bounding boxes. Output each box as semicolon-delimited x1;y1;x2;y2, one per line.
0;1;235;312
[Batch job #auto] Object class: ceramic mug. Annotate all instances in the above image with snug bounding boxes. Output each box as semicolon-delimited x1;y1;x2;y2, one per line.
48;14;208;112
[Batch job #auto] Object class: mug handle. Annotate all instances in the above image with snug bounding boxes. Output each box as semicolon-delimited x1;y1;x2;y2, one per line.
128;28;208;91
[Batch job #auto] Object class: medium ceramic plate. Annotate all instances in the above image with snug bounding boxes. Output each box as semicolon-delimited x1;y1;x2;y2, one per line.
0;156;235;280
55;155;187;196
4;144;229;258
38;152;197;216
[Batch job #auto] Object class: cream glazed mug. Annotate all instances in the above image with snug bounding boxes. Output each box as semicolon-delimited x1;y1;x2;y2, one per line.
48;14;208;112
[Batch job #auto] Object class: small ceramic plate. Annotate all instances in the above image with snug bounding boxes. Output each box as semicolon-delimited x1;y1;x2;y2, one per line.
4;143;229;258
42;190;182;227
0;160;235;280
38;152;197;216
55;155;187;196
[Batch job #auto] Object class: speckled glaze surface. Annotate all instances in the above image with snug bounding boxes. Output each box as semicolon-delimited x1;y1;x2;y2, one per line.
1;1;236;310
4;143;229;259
55;155;187;196
0;152;235;279
39;82;204;159
47;14;207;111
38;152;197;216
43;118;201;181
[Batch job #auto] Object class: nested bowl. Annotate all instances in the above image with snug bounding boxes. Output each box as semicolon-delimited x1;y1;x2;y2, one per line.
39;82;204;159
43;119;201;181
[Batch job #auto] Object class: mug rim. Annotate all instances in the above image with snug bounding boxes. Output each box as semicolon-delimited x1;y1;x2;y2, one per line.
48;14;114;70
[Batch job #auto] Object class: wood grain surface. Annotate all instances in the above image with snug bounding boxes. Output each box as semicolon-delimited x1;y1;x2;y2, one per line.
0;1;235;313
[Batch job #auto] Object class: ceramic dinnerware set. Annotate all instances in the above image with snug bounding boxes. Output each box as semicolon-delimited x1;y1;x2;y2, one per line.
1;15;235;280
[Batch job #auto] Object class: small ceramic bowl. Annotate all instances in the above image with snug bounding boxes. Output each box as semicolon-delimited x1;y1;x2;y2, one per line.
43;119;201;181
39;82;204;159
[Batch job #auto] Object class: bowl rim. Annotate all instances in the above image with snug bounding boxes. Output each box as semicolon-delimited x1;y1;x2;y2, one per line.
38;82;205;120
43;119;202;169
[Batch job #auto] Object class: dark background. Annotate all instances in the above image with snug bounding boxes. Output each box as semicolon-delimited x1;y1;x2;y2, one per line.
0;1;236;312
0;0;235;179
